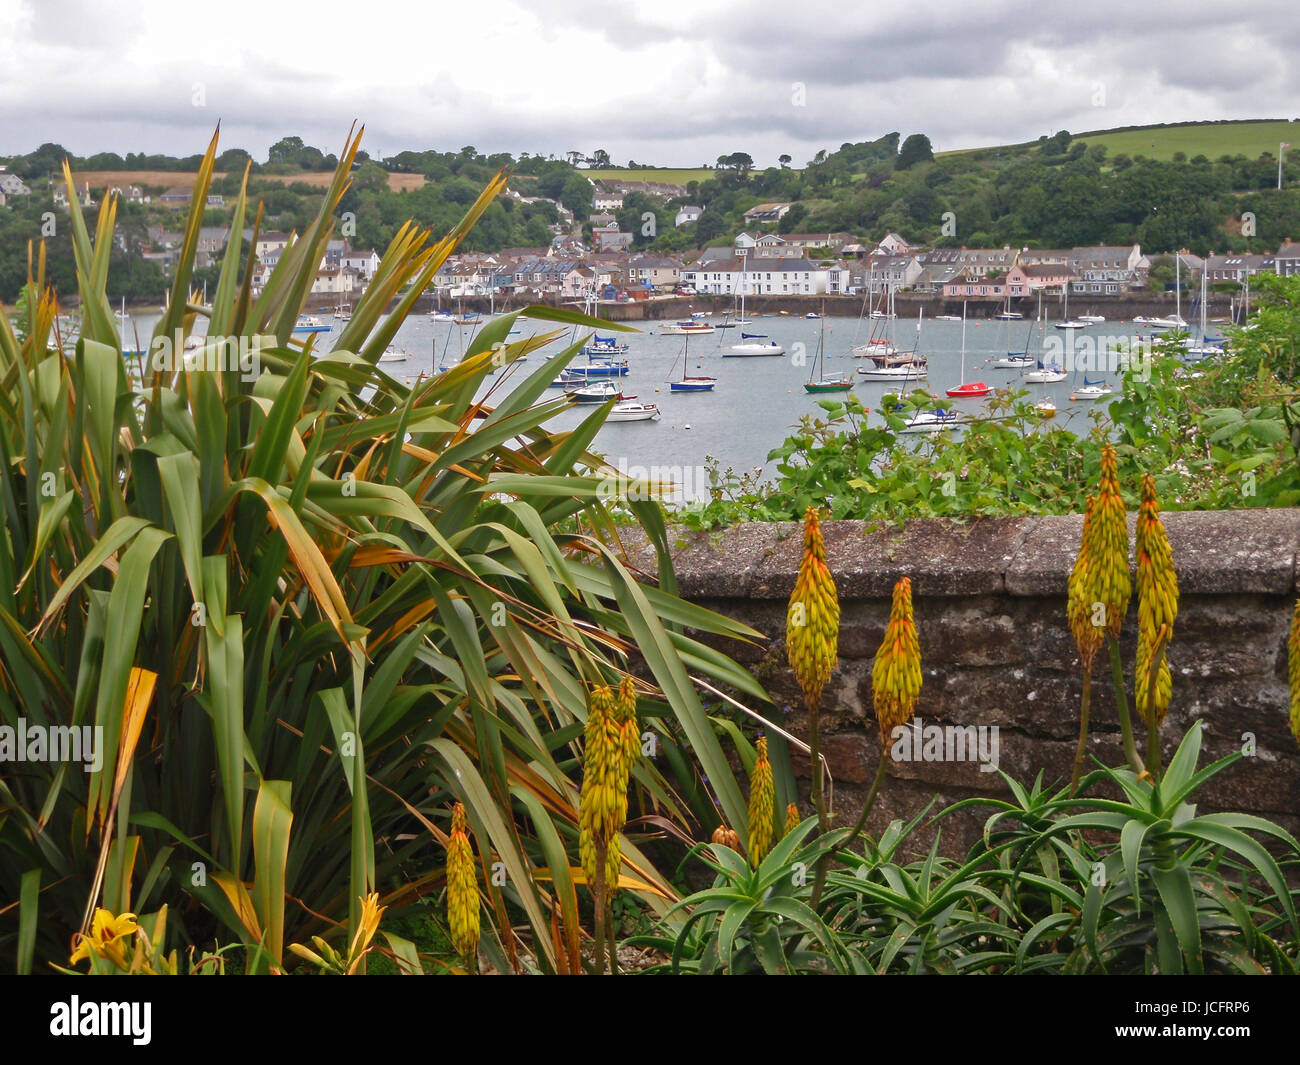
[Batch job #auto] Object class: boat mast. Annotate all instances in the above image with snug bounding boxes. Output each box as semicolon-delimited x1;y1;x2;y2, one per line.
959;300;967;385
1175;251;1182;324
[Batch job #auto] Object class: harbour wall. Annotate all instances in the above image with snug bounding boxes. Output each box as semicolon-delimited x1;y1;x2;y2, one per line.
418;292;1236;323
618;511;1300;856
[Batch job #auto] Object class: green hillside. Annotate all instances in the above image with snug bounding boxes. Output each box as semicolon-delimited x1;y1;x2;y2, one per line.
1075;120;1299;161
939;119;1299;162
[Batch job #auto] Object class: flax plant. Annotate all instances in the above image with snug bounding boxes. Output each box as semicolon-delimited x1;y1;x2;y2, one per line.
0;127;768;976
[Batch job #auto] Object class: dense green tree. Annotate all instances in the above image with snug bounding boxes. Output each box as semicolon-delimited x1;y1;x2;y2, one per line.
895;133;934;170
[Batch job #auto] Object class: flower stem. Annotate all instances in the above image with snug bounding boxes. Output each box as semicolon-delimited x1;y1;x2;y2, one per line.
1107;636;1145;777
808;694;832;907
1071;667;1092;795
846;745;891;846
1142;628;1172;782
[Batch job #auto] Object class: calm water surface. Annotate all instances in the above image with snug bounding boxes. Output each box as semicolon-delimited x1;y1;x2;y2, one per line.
122;308;1218;500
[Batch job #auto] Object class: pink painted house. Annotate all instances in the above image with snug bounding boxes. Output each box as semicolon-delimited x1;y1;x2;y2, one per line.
943;270;1008;299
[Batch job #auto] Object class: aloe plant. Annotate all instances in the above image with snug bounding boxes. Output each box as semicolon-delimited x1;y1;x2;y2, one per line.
0;128;766;974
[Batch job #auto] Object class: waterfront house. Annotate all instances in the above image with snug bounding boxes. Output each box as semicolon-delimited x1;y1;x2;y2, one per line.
943;270;1008;300
675;205;703;227
1019;263;1074;292
561;265;597;299
859;253;923;292
626;255;683;291
1071;245;1145;294
681;257;827;296
826;261;855;294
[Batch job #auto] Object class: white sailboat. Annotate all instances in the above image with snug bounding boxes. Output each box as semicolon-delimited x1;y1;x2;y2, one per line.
726;252;784;356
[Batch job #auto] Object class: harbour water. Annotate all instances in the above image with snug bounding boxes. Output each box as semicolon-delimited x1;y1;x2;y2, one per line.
118;308;1222;499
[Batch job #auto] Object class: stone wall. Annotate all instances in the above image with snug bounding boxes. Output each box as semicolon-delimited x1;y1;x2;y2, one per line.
620;511;1300;856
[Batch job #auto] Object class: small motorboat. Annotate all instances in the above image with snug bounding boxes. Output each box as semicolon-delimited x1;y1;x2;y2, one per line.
582;335;630;356
1035;400;1057;418
1024;361;1067;383
565;359;629;377
990;353;1035;369
607;401;661;422
1069;378;1113;401
378;345;412;363
946;381;991;398
857;362;928;381
853;339;899;359
1055;320;1090;330
893;406;962;434
726;336;785;356
661;320;715;335
1078;314;1106;324
564;381;624;403
935;314;962;322
293;315;331;334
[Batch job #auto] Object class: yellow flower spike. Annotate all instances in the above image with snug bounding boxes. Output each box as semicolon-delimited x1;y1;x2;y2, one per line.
871;577;922;747
69;908;139;969
787;507;840;708
746;736;775;867
1091;444;1131;640
1289;600;1300;748
1135;474;1178;728
784;802;800;837
446;802;480;963
579;685;631;890
1068;496;1105;670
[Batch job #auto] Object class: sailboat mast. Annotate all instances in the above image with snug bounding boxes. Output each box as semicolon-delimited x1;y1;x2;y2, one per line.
1175;252;1182;324
960;300;967;385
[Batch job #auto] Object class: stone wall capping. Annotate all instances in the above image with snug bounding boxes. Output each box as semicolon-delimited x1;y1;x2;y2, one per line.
618;510;1300;600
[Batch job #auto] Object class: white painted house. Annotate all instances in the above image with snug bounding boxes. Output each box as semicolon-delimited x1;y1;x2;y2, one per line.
681;257;829;295
341;248;381;277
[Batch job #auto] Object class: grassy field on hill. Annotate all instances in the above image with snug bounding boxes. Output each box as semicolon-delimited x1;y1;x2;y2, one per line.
1075;120;1299;161
582;168;716;184
937;120;1299;161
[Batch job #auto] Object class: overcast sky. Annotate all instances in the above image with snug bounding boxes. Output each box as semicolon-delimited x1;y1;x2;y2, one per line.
2;0;1297;167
